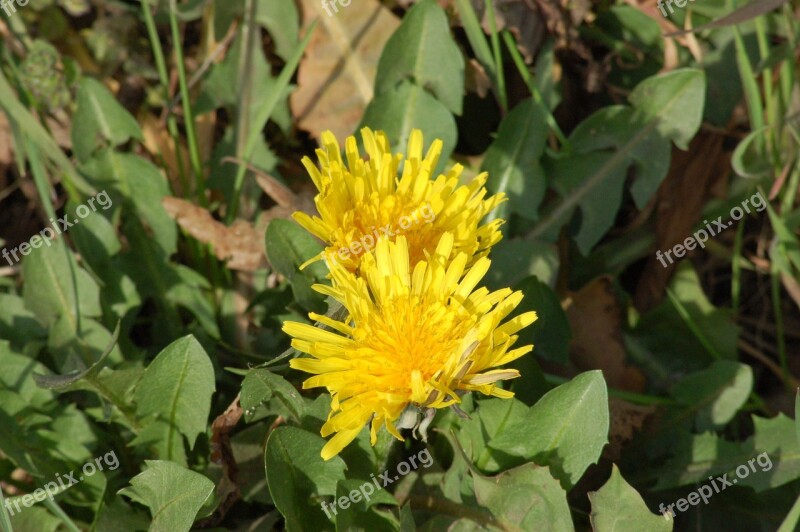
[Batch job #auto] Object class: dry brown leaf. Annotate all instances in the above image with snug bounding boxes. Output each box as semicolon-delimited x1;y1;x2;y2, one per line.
291;0;400;141
45;116;72;149
634;131;729;310
162;197;265;271
466;58;492;98
565;276;646;393
196;112;217;166
0;112;14;173
140;112;190;195
198;395;243;527
605;397;655;460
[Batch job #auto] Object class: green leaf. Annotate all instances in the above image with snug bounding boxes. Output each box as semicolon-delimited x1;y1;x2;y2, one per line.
628;69;706;151
653;431;745;490
671;360;753;431
764;199;800;275
134;336;216;457
0;68;95;195
71;78;142;163
266;219;328;312
198;24;291;132
81;150;177;255
265;426;347;531
0;341;54;407
455;397;530;473
628;262;739;384
375;0;464;115
334;479;400;531
655;414;798;492
489;370;609;489
241;368;305;422
742;415;800;492
796;390;800;446
22;238;101;327
483;238;559;290
399;504;415;531
548;147;631;253
94;498;152;532
361;80;458;173
166;265;221;340
35;321;120;389
119;460;214;531
533;69;705;253
48;316;122;374
472;463;574;531
68;197;121;270
513;276;570;364
589;465;672;532
0;294;47;350
482;99;548;222
256;0;299;62
9;505;62;532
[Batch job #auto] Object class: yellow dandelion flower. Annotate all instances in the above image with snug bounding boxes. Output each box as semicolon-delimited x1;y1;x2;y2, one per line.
294;127;505;272
284;234;537;460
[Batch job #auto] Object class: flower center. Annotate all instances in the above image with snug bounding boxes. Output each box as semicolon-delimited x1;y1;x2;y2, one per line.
353;296;476;401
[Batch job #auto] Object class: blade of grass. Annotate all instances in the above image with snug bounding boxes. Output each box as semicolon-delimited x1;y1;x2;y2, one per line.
665;287;723;360
732;22;765;153
236;0;258;160
484;0;507;113
454;0;497;87
169;0;208;206
754;15;779;167
732;217;745;313
141;0;190;197
778;4;797;121
0;489;14;532
780;159;800;215
23;139;57;221
171;1;227;289
762;185;797;390
226;19;318;223
42;498;81;532
778;492;800;532
142;0;218;287
3;6;31;48
771;271;789;389
0;70;94;198
501;30;569;150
